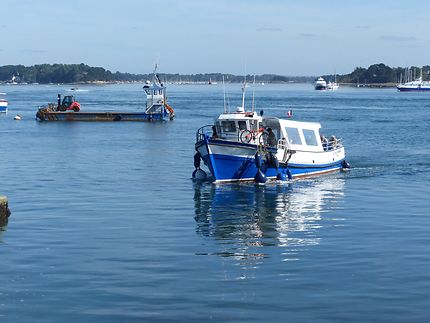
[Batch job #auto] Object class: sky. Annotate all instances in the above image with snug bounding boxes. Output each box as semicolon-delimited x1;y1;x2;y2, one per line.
1;0;430;76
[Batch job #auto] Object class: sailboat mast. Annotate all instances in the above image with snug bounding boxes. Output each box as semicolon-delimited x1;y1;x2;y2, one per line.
223;75;227;113
251;75;256;112
241;75;246;110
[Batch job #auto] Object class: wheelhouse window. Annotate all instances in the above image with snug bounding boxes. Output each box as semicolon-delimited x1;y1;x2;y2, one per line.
222;121;236;132
214;121;221;135
250;120;258;131
285;127;302;145
302;129;318;146
238;121;247;131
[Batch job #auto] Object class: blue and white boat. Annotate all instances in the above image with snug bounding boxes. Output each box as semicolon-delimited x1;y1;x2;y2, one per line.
397;68;430;92
397;77;430;92
0;93;8;113
193;82;349;183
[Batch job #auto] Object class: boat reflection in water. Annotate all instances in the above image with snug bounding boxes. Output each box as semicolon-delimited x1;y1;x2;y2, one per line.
194;176;345;262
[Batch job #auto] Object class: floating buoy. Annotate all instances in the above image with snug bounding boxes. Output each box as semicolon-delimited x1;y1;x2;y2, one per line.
277;172;286;181
341;160;351;170
14;115;21;120
254;169;267;184
192;168;207;180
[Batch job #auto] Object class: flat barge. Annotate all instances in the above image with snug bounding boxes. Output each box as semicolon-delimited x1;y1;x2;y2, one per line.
36;109;169;122
36;64;175;122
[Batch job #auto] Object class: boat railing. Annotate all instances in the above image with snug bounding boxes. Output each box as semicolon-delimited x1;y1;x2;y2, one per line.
196;125;215;142
323;137;343;151
197;126;253;142
277;138;289;150
278;137;343;151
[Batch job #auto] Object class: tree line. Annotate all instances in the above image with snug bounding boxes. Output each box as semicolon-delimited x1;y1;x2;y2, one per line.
324;63;430;84
0;63;314;84
1;63;428;84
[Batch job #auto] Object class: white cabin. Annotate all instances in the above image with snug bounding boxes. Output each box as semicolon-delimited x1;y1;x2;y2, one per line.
213;110;263;140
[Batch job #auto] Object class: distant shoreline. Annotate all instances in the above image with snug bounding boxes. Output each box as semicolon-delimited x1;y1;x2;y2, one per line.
0;81;399;88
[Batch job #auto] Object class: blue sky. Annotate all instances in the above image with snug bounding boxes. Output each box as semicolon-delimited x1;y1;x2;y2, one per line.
1;0;429;75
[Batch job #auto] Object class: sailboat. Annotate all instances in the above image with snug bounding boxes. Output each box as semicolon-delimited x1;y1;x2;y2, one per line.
327;71;339;90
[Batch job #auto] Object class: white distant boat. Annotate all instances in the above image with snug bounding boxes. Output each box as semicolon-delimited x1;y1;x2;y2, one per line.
397;68;430;92
327;81;339;90
326;71;339;90
314;77;327;90
7;74;19;85
0;93;8;112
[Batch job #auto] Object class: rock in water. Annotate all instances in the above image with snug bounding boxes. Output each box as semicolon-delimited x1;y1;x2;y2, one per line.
0;196;11;226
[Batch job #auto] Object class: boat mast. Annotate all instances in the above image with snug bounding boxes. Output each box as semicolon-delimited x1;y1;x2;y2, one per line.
251;75;256;112
223;75;227;113
241;75;246;110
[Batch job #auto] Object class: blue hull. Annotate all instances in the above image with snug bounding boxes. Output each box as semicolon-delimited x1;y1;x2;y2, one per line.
0;107;7;113
397;88;430;92
200;149;344;182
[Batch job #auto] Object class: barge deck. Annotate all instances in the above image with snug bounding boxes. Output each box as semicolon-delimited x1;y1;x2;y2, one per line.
36;109;169;122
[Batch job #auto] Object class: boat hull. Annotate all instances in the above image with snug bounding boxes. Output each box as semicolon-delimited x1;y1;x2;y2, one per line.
36;110;167;121
314;85;327;91
0;101;7;113
397;86;430;92
196;139;345;182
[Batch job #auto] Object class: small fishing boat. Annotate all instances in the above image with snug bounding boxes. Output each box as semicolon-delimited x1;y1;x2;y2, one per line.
142;65;175;119
193;79;349;183
0;93;8;113
314;77;327;90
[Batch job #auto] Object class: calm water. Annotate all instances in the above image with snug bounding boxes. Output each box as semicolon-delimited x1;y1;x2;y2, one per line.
1;84;429;322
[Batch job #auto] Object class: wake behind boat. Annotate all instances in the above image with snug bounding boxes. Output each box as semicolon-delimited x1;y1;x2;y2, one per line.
193;79;349;183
